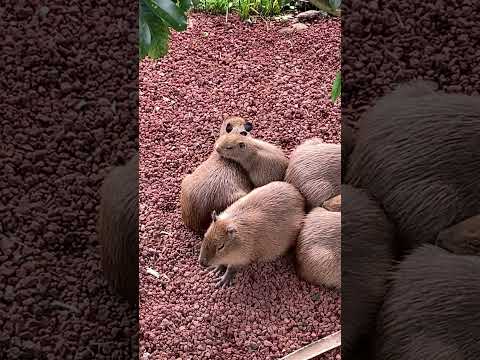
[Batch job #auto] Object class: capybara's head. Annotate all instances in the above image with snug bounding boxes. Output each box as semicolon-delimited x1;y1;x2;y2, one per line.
199;211;246;267
214;133;252;161
219;116;253;136
436;215;480;255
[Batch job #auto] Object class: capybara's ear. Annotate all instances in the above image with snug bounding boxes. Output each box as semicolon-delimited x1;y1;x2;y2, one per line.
211;210;217;222
244;122;253;132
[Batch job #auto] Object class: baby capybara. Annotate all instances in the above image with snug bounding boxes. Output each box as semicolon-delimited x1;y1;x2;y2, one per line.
436;214;480;255
97;153;138;305
323;194;341;212
346;80;480;251
375;244;480;360
342;184;396;360
285;139;341;209
219;116;253;136
215;134;288;187
181;117;254;234
296;207;340;288
199;181;305;287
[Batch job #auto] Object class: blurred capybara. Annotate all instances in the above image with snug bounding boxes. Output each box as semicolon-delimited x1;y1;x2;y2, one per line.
346;80;480;251
323;194;341;212
342;184;396;360
181;117;254;234
342;122;355;181
285;139;341;209
436;214;480;255
215;134;288;187
375;244;480;360
97;153;139;305
296;207;340;288
218;116;253;136
199;181;305;287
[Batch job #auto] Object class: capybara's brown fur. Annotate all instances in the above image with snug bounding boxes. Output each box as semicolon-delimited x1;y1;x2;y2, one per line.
296;207;340;288
97;153;139;305
218;116;253;136
323;194;341;212
285;138;341;209
180;152;253;234
342;184;396;360
199;182;305;277
436;214;480;255
346;80;480;251
181;118;255;234
215;134;288;187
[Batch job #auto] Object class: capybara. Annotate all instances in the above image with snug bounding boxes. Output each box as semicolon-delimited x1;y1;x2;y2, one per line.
199;181;305;287
296;207;340;288
97;153;139;305
436;214;480;255
375;244;480;360
323;194;341;212
346;80;480;251
218;116;253;136
285;138;341;209
342;122;355;181
215;134;288;187
181;117;254;234
342;184;396;360
180;152;253;234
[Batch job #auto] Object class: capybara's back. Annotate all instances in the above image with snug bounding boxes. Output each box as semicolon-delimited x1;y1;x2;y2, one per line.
97;154;138;305
225;181;305;263
180;152;252;234
296;207;340;288
346;81;480;250
285;139;341;209
342;184;396;360
375;244;480;360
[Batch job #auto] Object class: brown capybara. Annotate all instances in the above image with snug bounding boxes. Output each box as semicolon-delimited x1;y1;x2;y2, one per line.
323;194;341;212
218;116;253;136
215;134;288;187
346;80;480;251
375;244;480;360
97;153;138;305
342;184;396;360
296;207;340;288
285;138;341;209
199;181;305;287
436;214;480;256
181;117;254;234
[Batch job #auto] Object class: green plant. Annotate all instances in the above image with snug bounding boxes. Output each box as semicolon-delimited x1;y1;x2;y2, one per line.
139;0;192;59
331;71;341;103
309;0;340;16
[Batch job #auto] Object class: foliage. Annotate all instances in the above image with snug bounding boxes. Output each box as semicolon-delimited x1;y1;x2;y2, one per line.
139;0;192;59
309;0;340;16
196;0;290;20
331;71;341;103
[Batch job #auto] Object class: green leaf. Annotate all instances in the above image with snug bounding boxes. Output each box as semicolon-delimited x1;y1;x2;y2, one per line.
329;0;341;10
144;0;188;31
178;0;193;12
140;1;170;59
331;71;341;103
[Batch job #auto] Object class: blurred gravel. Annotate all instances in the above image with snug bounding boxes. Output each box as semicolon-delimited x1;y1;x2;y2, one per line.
1;1;138;359
139;14;341;360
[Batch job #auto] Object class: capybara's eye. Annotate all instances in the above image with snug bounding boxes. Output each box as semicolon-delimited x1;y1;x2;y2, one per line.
240;131;247;136
217;243;225;251
244;122;253;132
239;142;246;149
226;123;233;133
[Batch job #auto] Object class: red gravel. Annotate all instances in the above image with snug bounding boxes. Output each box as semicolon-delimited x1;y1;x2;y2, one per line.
139;14;341;360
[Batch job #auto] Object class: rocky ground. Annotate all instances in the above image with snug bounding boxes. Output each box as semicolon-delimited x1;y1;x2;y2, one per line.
139;13;341;360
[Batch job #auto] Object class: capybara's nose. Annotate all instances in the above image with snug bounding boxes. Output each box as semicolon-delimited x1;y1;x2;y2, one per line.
199;257;208;267
240;131;247;136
